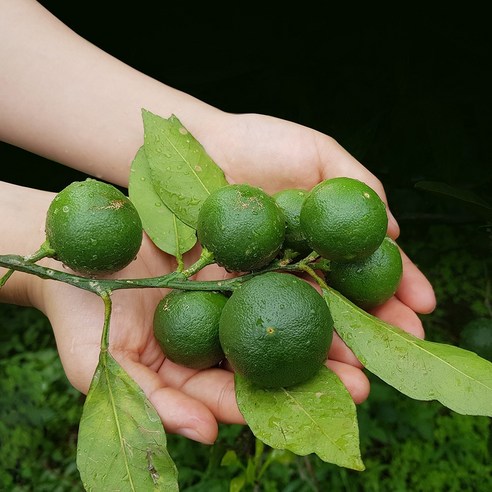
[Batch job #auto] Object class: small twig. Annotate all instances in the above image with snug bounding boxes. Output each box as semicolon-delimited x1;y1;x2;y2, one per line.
99;290;113;352
0;240;55;288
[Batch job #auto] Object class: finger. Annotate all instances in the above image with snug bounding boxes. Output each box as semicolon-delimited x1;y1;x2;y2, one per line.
325;360;370;404
120;358;221;444
396;248;437;314
386;211;400;241
328;331;363;368
158;359;246;426
369;296;425;339
149;386;219;444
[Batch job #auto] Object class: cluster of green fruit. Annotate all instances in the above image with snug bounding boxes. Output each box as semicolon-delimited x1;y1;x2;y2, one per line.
44;176;403;390
196;177;402;313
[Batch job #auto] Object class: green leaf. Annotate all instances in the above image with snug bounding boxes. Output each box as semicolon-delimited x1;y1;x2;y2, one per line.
414;180;492;221
235;367;365;471
323;286;492;417
221;449;243;469
230;474;246;492
129;145;197;257
142;109;228;228
76;350;179;491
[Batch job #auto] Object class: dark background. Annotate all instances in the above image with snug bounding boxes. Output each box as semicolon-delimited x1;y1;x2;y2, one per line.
2;4;491;219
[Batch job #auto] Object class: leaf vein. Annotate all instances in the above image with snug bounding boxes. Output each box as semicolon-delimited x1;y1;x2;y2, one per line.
163;134;211;195
104;358;137;492
280;387;346;453
333;291;492;391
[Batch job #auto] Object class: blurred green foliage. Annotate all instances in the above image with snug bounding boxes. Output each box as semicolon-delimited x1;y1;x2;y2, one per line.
0;305;83;491
1;217;491;491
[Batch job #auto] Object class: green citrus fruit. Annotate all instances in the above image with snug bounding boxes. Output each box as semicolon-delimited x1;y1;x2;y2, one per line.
45;178;143;275
153;289;228;369
273;188;312;258
326;236;403;309
300;177;388;262
459;318;492;361
219;272;333;388
196;184;285;272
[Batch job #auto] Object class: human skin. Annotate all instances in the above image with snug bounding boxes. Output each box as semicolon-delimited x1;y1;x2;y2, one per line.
0;0;436;444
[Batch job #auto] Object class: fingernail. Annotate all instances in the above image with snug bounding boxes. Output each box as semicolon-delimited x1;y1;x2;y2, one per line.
176;427;214;445
387;210;400;237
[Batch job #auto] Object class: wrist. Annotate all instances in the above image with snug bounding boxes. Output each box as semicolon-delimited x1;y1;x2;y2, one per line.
0;181;53;309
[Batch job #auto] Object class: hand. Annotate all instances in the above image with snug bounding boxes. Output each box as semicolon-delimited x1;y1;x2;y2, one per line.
209;112;436;328
0;1;434;446
39;236;240;445
205;112;436;367
41;235;369;447
39;112;435;445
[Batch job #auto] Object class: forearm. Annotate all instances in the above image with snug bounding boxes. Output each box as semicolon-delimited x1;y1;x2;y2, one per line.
0;180;53;306
0;0;225;188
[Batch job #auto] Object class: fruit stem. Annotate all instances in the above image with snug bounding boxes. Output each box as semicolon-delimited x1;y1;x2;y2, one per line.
181;247;215;278
299;263;329;291
0;269;14;288
26;239;57;261
0;240;55;289
299;250;321;265
312;258;331;272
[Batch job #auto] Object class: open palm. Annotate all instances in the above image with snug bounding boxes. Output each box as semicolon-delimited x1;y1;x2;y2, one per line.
43;112;435;445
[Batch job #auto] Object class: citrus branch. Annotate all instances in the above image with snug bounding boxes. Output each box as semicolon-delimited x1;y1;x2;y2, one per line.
0;252;320;296
0;253;229;293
